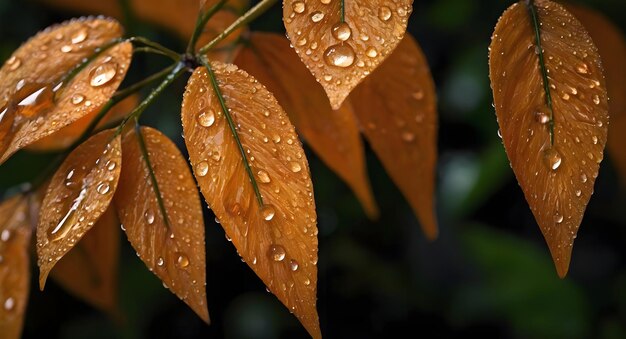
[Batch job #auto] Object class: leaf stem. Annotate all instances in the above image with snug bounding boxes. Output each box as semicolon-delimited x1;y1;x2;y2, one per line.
187;0;228;54
116;62;186;136
197;0;278;54
526;0;555;145
340;0;345;23
129;36;180;61
200;57;264;206
134;121;171;228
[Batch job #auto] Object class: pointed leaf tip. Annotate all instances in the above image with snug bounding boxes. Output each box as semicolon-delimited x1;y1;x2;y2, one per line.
182;63;320;338
283;0;414;109
489;0;608;276
114;126;209;323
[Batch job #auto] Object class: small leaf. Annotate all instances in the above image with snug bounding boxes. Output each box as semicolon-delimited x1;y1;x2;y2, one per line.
350;35;439;239
565;4;626;185
283;0;414;109
0;196;32;339
182;63;320;338
0;17;132;164
27;95;139;152
50;207;120;313
113;126;208;323
37;129;122;288
234;32;378;218
489;0;608;277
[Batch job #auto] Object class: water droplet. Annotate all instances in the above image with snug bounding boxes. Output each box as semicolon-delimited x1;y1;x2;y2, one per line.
289;161;302;173
197;110;216;127
401;131;415;142
543;148;562;170
593;95;600;105
3;297;15;311
378;6;392;21
106;161;116;171
71;94;85;105
157;257;164;266
90;62;117;87
562;93;570;100
261;204;276;221
96;182;110;195
61;45;73;53
575;190;582;197
303;278;311;285
554;212;564;224
7;56;21;71
366;47;378;58
576;63;588;74
320;0;330;4
310;11;324;22
1;230;10;242
71;29;88;44
48;188;87;242
196;161;209;177
324;44;356;68
332;22;352;41
144;210;155;225
292;1;305;13
176;253;190;268
268;244;286;262
535;111;550;124
289;259;299;271
592;136;598;144
581;173;588;183
257;170;271;183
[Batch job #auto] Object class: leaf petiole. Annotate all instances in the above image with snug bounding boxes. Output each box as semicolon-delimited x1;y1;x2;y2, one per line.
128;36;180;61
187;0;228;55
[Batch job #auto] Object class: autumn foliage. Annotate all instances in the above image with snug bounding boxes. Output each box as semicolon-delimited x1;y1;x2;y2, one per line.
0;0;625;338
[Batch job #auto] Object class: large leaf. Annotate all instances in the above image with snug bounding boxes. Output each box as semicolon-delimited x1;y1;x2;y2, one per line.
0;17;131;165
182;63;320;338
489;0;608;277
283;0;413;109
50;207;120;313
565;4;626;185
234;32;378;218
113;126;208;323
0;196;32;339
37;129;122;287
350;35;438;239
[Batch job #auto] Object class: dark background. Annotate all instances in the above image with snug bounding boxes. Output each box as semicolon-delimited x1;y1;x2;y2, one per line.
1;0;626;338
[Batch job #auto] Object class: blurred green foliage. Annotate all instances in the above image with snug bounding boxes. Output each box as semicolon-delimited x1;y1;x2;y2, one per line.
1;0;625;338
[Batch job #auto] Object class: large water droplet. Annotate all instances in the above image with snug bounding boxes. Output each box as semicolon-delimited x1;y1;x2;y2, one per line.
176;253;190;268
197;110;216;127
90;62;117;87
292;1;305;13
7;56;21;71
543;149;562;171
196;161;209;177
71;29;88;44
378;6;392;21
289;259;299;271
48;188;88;242
289;161;302;173
257;170;271;183
324;44;356;68
332;22;352;41
157;257;164;266
96;182;110;195
71;94;85;105
366;47;378;58
554;212;564;224
144;210;155;225
261;204;276;221
268;244;286;262
534;111;549;124
310;11;324;22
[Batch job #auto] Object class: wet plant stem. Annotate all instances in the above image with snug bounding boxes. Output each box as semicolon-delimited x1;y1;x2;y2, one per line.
187;0;228;54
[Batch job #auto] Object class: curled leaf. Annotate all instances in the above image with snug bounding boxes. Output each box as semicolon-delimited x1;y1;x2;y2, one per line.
489;0;608;277
0;17;131;164
234;32;378;218
350;35;438;239
0;196;32;339
50;207;120;313
565;4;626;185
182;63;320;338
283;0;413;109
113;126;208;323
37;129;122;288
27;95;139;152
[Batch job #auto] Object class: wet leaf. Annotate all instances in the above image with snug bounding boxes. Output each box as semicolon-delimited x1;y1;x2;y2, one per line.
37;129;122;288
27;95;139;152
50;207;120;313
565;4;626;185
234;32;378;218
350;35;438;239
0;17;132;165
113;126;208;323
182;63;320;338
0;196;32;339
283;0;413;109
489;0;608;277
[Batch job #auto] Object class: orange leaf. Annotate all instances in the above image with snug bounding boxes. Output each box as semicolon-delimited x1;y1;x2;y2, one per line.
350;35;438;239
0;196;32;339
182;63;320;338
27;95;139;152
565;4;626;185
0;18;132;165
283;0;414;109
37;129;122;288
49;207;120;314
489;0;608;277
234;32;378;218
113;126;209;323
